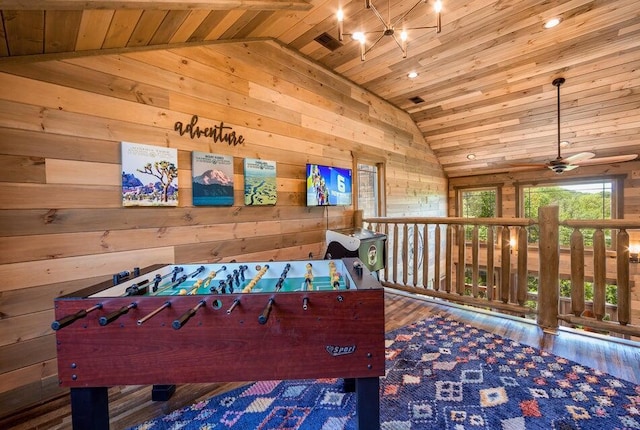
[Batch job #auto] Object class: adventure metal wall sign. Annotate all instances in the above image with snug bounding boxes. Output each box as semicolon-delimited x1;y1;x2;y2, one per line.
174;115;245;146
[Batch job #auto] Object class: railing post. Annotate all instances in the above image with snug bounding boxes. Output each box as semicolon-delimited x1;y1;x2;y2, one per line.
445;224;453;293
486;226;495;300
422;224;429;288
413;224;419;287
402;224;409;286
392;223;399;284
617;229;630;325
500;226;511;303
457;225;466;295
570;228;585;317
383;223;389;282
516;226;528;306
434;224;441;291
593;229;606;321
537;205;559;331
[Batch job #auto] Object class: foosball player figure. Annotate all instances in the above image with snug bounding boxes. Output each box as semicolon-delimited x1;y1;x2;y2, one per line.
328;261;337;280
218;280;227;294
202;271;217;290
239;265;248;281
304;263;314;291
233;269;240;287
332;272;341;289
188;279;203;295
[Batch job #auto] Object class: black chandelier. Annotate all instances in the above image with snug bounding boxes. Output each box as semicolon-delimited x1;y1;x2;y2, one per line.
337;0;442;61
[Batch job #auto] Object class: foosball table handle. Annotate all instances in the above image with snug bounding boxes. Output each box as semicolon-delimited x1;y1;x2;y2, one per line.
172;300;205;330
258;298;275;325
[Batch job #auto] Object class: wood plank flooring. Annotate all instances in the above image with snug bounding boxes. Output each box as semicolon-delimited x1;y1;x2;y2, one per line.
2;290;639;430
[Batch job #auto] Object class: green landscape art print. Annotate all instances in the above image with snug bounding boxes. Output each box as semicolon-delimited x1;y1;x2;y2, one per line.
243;158;277;206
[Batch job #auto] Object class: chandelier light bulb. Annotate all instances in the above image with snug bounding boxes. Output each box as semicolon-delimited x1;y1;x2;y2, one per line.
434;0;442;13
400;30;408;57
337;8;344;40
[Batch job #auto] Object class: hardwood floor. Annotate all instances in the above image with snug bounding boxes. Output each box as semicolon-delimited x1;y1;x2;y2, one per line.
2;290;639;430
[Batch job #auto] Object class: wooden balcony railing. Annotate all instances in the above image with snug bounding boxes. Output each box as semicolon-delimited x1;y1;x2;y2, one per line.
361;206;640;340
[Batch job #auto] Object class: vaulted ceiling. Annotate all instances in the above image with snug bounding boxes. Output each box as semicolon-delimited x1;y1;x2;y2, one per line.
1;0;639;178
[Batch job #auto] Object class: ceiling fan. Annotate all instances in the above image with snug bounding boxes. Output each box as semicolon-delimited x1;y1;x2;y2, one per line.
513;77;638;174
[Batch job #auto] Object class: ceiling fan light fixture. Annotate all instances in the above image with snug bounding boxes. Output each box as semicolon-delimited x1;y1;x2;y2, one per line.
337;0;443;61
511;78;637;174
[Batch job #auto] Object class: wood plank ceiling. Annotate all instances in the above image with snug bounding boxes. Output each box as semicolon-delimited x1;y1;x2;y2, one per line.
1;0;639;178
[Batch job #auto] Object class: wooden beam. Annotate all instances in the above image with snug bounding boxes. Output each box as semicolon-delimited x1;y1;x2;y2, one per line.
0;0;312;11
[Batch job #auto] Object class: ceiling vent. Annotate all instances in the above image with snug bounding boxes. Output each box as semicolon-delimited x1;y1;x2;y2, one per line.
314;32;343;51
409;96;425;104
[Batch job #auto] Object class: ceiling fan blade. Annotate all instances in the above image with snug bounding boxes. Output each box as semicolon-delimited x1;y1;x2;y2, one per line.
563;152;595;164
507;165;548;172
574;153;638;166
509;163;548;168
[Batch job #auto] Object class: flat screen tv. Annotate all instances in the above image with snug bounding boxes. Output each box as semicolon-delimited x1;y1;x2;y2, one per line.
306;164;353;206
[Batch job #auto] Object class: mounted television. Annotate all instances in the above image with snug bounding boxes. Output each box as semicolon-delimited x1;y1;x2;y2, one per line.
306;163;353;206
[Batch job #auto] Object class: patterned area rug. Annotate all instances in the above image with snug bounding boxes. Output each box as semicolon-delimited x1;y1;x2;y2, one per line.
129;315;640;430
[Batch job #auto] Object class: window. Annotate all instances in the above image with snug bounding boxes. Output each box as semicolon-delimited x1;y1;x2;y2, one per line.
520;179;616;246
458;187;500;292
357;162;383;218
460;188;498;218
458;187;499;241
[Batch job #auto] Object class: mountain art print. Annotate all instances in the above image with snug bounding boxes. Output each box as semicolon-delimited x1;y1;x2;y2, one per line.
121;142;178;207
243;158;277;206
192;151;235;206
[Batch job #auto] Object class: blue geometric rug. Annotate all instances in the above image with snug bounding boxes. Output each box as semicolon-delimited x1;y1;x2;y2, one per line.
129;315;640;430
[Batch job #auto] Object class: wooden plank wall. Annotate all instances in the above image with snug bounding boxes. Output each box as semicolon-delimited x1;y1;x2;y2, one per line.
0;39;447;418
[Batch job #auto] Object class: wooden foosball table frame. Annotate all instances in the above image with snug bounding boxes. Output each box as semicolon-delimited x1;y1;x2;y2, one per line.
52;258;385;429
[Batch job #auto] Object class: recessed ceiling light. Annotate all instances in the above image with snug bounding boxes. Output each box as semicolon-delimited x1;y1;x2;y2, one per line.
408;71;418;79
467;154;476;160
544;17;561;29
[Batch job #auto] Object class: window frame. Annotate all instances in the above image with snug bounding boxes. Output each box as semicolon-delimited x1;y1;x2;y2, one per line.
354;157;386;218
516;176;623;219
455;185;502;218
515;175;625;249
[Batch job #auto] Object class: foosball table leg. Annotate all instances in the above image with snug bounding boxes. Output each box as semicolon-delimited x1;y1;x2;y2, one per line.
70;387;109;430
151;384;176;401
355;377;380;430
343;377;355;392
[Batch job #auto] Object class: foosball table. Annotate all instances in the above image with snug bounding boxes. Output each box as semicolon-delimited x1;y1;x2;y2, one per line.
52;258;385;429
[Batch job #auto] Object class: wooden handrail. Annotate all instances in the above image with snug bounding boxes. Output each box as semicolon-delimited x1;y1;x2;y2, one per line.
365;216;535;226
563;219;640;229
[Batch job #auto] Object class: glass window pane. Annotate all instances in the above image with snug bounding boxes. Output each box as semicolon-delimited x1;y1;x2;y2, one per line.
522;180;613;246
461;189;497;218
357;163;378;218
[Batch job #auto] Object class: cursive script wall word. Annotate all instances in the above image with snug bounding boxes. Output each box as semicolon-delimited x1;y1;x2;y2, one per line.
175;115;245;146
